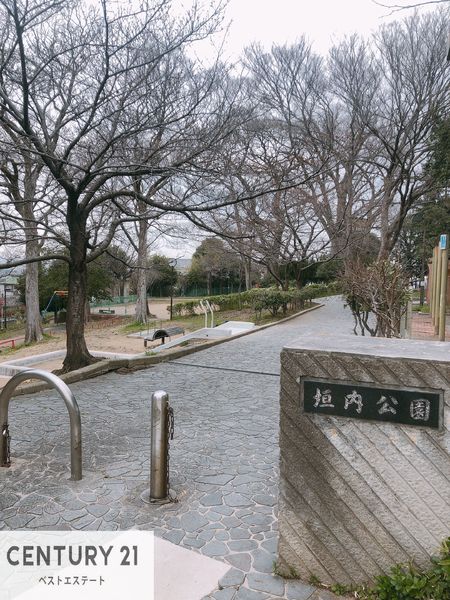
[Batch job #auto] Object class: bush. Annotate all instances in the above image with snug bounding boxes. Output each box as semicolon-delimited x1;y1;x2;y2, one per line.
355;537;450;599
341;260;410;337
250;289;291;317
169;283;339;319
316;538;450;600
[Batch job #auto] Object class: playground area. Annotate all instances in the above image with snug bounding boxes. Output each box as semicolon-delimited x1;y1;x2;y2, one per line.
0;299;186;386
0;298;262;389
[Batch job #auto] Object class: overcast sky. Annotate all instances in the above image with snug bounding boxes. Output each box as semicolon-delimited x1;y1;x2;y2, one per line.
186;0;437;64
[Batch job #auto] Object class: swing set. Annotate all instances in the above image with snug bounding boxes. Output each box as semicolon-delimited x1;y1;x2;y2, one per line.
41;290;68;321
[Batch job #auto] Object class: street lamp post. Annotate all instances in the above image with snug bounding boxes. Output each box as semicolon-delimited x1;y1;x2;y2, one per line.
169;261;176;321
2;285;6;330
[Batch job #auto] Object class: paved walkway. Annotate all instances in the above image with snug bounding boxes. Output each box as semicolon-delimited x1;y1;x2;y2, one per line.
0;297;355;600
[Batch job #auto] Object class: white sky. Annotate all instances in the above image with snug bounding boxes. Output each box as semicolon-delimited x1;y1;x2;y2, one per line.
187;0;435;64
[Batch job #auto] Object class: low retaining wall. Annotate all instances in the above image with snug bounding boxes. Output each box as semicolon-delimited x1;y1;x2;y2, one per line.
278;335;450;585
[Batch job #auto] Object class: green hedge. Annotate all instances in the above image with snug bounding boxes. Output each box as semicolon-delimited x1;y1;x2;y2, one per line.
169;282;340;318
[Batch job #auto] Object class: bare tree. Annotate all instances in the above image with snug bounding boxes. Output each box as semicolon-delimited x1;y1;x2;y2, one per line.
373;1;449;14
117;194;167;324
333;11;449;259
242;40;378;270
201;42;353;285
342;259;410;337
0;0;252;371
0;143;63;341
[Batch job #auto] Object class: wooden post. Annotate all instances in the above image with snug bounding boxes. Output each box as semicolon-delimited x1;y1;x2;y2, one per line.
434;246;442;334
438;235;448;342
430;247;437;322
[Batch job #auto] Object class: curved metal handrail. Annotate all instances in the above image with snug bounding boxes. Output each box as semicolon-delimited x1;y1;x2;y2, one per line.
205;300;214;328
0;369;82;481
199;299;208;328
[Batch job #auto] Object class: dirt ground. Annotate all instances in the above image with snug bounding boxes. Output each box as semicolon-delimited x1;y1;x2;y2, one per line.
90;299;171;319
0;301;181;365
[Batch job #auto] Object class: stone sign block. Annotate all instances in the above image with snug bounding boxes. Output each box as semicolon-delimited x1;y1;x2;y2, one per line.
278;335;450;586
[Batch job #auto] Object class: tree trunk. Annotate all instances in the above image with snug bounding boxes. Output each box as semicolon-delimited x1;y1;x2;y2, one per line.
135;216;149;324
85;298;91;321
13;156;43;344
244;259;252;291
63;258;95;371
24;235;43;344
62;206;96;372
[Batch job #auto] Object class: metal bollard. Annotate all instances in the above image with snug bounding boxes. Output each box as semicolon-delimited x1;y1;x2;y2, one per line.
150;390;173;501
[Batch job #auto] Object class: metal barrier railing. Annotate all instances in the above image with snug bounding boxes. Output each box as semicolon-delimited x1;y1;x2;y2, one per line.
0;370;82;481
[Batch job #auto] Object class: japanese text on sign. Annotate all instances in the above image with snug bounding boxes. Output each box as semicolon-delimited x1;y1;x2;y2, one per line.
302;378;442;429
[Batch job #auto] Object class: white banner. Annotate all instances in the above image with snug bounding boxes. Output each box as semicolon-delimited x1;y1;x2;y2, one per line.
0;531;154;600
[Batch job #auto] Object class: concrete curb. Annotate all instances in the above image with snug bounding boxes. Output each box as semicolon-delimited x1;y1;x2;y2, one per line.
12;302;323;398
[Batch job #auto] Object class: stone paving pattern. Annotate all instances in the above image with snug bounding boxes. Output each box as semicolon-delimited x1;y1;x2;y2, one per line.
0;298;353;599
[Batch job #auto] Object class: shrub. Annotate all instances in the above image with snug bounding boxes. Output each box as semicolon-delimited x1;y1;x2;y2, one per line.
341;260;410;337
373;538;450;599
169;282;339;319
325;537;450;600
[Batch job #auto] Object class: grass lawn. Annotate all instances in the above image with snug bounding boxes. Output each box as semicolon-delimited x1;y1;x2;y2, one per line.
412;304;431;313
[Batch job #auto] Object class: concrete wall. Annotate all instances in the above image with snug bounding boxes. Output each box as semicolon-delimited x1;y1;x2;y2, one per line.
278;336;450;586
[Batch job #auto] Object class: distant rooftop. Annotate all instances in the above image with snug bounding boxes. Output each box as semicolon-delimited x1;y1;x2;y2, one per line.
0;272;19;285
0;275;19;285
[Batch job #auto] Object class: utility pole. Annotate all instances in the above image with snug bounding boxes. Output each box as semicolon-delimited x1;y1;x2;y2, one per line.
3;285;6;330
168;258;180;321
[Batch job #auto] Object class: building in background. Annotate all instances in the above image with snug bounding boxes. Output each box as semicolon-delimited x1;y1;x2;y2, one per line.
0;274;20;306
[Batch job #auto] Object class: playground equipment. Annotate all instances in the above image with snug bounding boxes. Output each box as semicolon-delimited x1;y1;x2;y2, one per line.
199;299;214;328
0;369;82;480
143;326;185;347
41;290;68;320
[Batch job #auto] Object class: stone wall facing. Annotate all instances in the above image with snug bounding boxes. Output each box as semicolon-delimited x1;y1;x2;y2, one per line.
278;336;450;585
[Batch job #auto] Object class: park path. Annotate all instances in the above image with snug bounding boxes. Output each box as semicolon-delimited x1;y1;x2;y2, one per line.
1;297;356;600
174;296;354;376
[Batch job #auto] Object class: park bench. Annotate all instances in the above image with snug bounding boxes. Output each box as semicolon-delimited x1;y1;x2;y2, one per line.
99;309;115;315
144;326;185;347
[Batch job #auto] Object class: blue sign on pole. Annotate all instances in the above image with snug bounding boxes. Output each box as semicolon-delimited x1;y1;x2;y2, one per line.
439;234;448;250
